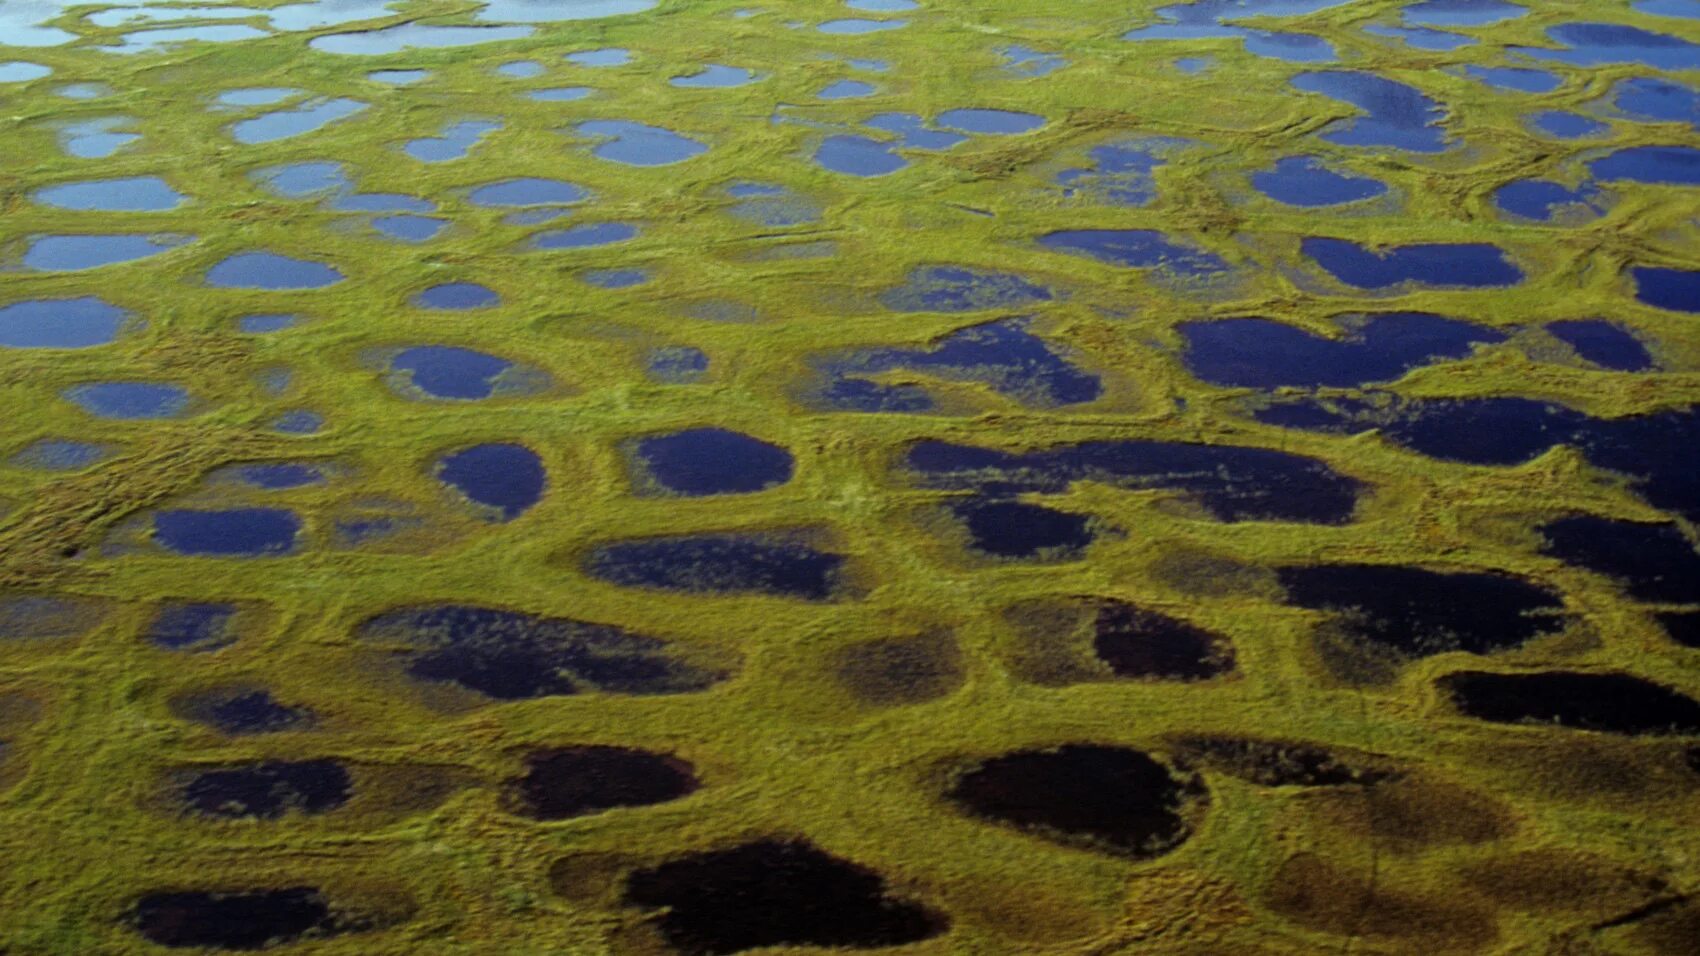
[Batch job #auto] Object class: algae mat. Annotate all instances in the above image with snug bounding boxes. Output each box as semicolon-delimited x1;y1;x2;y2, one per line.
2;0;1700;953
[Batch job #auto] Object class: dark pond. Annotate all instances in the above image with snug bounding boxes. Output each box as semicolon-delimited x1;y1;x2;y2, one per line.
180;759;351;819
147;602;238;652
585;534;847;600
1440;671;1700;735
631;428;794;496
1546;320;1651;371
1527;110;1607;139
1303;238;1522;289
506;746;697;820
623;839;945;954
1660;610;1699;648
177;688;315;735
355;604;728;699
388;346;523;400
131;888;339;950
436;443;546;520
948;744;1201;857
1610;77;1700;126
1540;516;1700;603
1494;180;1604;222
1280;563;1563;662
1091;601;1236;680
153;508;301;557
811;319;1101;412
1589;145;1700;185
1518;23;1700;70
907;438;1362;523
948;498;1093;559
1169;735;1388;787
814;134;906;176
1633;266;1700;312
231;463;323;489
1180;312;1503;388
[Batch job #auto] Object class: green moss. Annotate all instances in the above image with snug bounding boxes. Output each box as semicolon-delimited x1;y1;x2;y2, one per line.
0;0;1697;952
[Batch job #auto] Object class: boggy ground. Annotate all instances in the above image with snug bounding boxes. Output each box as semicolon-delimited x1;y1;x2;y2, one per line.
1;0;1699;954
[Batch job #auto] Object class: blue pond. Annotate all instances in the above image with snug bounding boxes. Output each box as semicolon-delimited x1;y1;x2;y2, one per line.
1494;180;1604;222
468;178;588;207
1518;23;1700;71
1527;110;1607;140
231;98;366;145
233;463;324;489
935;109;1045;135
1180;313;1505;388
1464;65;1560;94
1291;71;1449;153
437;443;546;520
647;346;709;383
576;120;707;166
1252;156;1387;207
632;428;795;496
1633;267;1700;312
0;297;132;348
206;253;343;290
389;346;519;400
65;382;189;419
1610;77;1699;126
33;176;186;211
404;120;500;162
532;222;639;250
1303;238;1522;289
813;318;1101;412
153;508;301;557
815;135;906;176
24;234;185;271
1589;146;1700;185
414;282;500;310
1057;138;1191;207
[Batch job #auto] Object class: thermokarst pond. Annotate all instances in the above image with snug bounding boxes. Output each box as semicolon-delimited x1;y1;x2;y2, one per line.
4;1;1699;952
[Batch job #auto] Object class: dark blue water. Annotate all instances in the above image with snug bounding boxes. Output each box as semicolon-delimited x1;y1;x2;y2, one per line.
356;604;727;699
1589;145;1700;185
436;443;546;520
812;318;1101;411
1404;0;1525;27
180;687;315;734
1464;65;1560;93
1518;23;1700;70
1303;238;1522;289
180;759;351;819
132;889;338;950
633;428;794;496
1527;110;1607;139
1180;312;1504;388
1545;319;1652;371
1291;71;1449;152
1493;179;1604;221
1541;515;1700;603
8;439;114;471
1364;24;1471;51
1633;266;1700;312
935;108;1045;135
950;498;1093;559
153;508;301;556
1440;670;1700;736
389;346;516;399
862;113;967;150
586;534;847;599
232;463;323;489
1057;138;1191;206
907;438;1362;523
1611;76;1700;126
372;214;445;242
